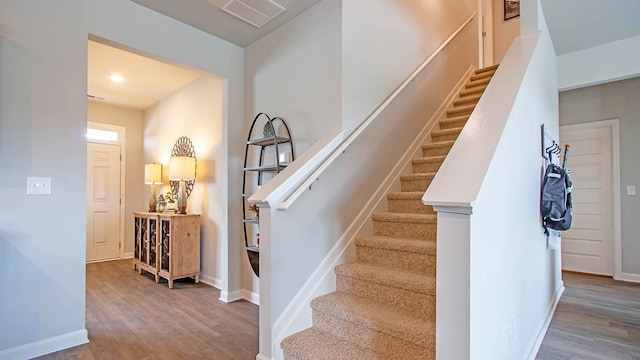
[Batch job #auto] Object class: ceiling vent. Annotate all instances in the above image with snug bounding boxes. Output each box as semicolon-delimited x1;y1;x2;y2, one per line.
221;0;285;28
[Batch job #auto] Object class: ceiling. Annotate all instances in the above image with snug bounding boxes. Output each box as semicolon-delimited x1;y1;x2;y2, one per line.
541;0;640;55
130;0;323;47
90;0;640;110
88;40;204;110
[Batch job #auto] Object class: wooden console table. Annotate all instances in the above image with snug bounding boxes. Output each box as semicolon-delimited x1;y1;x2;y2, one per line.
133;212;201;288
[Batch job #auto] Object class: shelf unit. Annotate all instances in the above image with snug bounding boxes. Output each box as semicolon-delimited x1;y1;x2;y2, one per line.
242;113;295;277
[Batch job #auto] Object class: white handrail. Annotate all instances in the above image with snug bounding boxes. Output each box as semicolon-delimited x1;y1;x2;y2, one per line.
247;128;345;206
274;11;478;210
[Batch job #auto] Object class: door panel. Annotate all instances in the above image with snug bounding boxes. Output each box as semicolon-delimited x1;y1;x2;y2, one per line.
87;142;121;262
560;124;613;275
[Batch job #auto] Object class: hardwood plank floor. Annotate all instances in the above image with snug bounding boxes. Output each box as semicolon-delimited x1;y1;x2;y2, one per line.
36;260;258;360
536;272;640;360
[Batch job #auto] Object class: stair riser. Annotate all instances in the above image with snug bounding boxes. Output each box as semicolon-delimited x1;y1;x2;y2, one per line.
356;246;435;276
459;87;485;98
373;221;436;241
431;132;460;142
336;276;435;320
470;71;494;81
312;310;434;359
400;178;433;192
466;83;487;91
439;118;468;130
453;96;480;107
466;79;490;89
447;107;474;117
412;161;443;173
388;198;434;214
422;145;452;157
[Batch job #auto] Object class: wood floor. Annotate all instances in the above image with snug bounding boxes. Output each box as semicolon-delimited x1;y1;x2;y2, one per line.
36;260;258;360
34;263;640;359
536;271;640;360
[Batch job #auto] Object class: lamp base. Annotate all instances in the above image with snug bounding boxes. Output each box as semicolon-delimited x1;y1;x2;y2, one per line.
148;184;157;212
176;180;188;214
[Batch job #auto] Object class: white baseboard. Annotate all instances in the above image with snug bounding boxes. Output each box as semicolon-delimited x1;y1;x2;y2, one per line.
243;289;260;305
269;66;476;360
220;290;243;303
218;287;260;305
199;274;223;290
524;283;565;360
619;272;640;283
256;354;271;360
0;329;88;360
122;252;134;259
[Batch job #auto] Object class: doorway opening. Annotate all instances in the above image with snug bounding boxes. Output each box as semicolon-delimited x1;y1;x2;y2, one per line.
86;122;126;262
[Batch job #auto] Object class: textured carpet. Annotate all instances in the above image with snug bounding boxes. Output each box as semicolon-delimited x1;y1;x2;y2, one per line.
281;65;498;360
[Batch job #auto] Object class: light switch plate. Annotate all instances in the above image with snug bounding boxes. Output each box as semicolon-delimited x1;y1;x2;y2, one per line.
27;177;51;195
628;185;637;196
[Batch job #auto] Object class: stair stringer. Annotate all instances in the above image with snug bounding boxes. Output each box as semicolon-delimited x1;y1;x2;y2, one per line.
271;65;477;360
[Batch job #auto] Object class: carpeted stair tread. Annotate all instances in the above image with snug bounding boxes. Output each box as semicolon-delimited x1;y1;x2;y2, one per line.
422;140;455;150
400;172;436;181
372;212;436;224
311;292;435;349
400;173;436;192
459;86;486;98
387;191;424;199
412;155;446;165
439;115;470;129
470;70;495;82
356;235;436;256
465;77;491;89
475;64;499;74
281;327;378;360
447;104;476;117
453;94;481;107
335;262;436;295
431;127;463;137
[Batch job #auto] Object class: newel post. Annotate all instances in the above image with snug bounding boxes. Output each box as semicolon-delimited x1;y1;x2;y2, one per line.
433;206;472;360
256;203;272;360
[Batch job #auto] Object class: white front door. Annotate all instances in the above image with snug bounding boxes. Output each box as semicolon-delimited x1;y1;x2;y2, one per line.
87;142;122;262
560;122;616;276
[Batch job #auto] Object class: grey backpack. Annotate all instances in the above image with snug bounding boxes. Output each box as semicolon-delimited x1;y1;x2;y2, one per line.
541;145;573;234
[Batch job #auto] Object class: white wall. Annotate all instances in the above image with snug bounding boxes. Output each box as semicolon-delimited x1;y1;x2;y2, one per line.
143;76;226;288
245;0;342;157
493;0;520;63
559;76;640;278
557;34;640;91
87;101;144;256
0;0;245;357
342;0;477;132
86;0;245;300
0;0;88;357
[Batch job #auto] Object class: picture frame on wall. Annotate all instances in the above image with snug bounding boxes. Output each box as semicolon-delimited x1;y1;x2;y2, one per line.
504;0;520;20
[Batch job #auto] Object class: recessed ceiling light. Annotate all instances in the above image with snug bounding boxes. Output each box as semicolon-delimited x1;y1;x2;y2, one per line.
109;74;124;83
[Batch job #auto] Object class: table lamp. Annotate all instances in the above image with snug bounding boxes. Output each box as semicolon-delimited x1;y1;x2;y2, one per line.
144;163;163;212
168;156;196;214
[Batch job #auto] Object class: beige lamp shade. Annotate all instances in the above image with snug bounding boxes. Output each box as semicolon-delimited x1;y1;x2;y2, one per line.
169;156;196;180
144;163;163;184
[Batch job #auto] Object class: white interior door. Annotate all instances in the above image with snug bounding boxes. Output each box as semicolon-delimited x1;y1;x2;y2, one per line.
560;122;615;276
480;0;494;67
87;142;122;262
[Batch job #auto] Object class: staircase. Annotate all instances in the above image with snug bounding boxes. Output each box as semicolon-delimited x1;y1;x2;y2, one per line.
280;65;499;360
